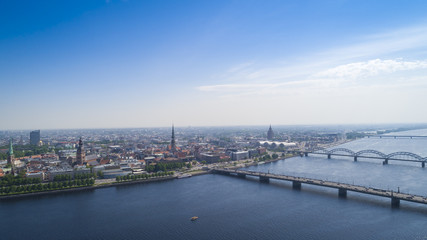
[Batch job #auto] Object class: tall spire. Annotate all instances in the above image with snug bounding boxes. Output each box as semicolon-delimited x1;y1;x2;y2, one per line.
171;124;176;153
7;138;14;166
76;137;85;165
8;138;13;156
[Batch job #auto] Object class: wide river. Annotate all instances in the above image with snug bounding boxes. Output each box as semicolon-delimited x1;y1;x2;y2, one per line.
2;130;427;239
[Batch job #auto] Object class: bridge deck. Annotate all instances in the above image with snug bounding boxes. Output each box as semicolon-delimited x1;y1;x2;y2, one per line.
215;169;427;205
309;152;424;162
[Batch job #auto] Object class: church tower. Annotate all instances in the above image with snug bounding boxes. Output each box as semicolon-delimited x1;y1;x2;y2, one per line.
267;125;274;140
76;138;85;165
7;138;14;166
171;125;177;153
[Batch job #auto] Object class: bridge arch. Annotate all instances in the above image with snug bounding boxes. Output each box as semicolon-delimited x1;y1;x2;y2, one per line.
386;152;424;161
329;148;355;156
355;149;387;158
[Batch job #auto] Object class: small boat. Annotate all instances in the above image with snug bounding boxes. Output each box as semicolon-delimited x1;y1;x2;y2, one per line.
178;173;192;179
190;216;199;221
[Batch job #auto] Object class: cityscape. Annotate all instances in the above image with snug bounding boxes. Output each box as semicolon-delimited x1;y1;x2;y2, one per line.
0;125;345;182
2;0;427;239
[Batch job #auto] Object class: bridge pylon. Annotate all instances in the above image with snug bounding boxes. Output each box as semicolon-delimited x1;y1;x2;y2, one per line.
338;188;347;198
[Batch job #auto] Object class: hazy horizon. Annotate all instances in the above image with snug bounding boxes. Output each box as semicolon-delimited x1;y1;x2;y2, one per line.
2;122;427;132
2;1;427;130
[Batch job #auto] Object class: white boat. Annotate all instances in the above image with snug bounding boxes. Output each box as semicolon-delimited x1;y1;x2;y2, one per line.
177;173;192;179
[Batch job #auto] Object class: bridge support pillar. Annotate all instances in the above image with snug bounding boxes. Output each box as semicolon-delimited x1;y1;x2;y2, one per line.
422;162;425;168
327;154;331;159
391;197;400;208
259;176;269;183
354;156;357;162
383;159;388;165
237;173;246;178
292;181;301;190
338;188;347;198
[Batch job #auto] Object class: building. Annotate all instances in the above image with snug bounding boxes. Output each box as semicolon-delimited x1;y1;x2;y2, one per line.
76;138;86;165
199;153;220;163
231;151;249;161
267;125;274;140
30;130;41;145
258;141;298;149
171;124;177;153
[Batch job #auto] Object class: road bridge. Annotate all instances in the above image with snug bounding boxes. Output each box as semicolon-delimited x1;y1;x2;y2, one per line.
213;169;427;208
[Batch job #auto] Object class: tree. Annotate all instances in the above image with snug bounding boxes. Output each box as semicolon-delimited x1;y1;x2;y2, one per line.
97;171;104;179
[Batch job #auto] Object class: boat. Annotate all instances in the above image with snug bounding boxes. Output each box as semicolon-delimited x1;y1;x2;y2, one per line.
177;173;192;179
190;216;199;221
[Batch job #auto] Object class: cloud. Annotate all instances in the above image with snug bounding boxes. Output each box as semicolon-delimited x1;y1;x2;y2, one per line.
315;59;427;79
197;58;427;97
197;23;427;100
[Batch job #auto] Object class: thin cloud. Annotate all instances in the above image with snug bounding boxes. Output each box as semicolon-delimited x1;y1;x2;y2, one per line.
198;22;427;97
315;59;427;79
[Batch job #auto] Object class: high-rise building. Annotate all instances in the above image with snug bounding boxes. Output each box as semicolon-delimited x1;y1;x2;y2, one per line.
267;125;274;140
30;130;41;145
7;138;14;166
171;125;176;153
76;138;85;165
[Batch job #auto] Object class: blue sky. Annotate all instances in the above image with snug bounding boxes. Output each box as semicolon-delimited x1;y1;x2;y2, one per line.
2;0;427;130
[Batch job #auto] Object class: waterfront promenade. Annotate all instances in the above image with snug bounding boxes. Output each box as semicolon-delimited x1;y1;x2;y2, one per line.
213;168;427;208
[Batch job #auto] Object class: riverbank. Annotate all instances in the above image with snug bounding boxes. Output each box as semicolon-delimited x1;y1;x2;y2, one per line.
0;155;295;200
0;175;180;200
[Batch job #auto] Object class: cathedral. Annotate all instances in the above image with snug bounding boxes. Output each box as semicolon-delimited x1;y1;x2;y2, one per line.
267;125;274;140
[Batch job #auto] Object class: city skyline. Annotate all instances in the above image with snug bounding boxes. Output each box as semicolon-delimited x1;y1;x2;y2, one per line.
2;1;427;130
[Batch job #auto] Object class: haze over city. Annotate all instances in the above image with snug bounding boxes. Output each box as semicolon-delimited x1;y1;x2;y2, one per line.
2;0;427;130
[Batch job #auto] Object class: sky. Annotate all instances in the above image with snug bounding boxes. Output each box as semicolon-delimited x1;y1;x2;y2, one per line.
2;0;427;130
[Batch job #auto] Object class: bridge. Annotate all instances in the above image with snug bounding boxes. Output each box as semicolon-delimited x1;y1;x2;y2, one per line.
295;148;427;167
213;168;427;208
368;135;427;139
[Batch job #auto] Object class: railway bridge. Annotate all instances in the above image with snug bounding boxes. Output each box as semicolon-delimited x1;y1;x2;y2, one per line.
294;148;427;167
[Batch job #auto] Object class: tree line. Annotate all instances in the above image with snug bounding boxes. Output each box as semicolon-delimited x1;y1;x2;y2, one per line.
116;171;174;182
0;177;95;196
0;174;41;187
145;162;191;172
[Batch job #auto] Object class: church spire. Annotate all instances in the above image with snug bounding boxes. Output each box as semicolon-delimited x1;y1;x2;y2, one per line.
7;138;14;166
8;138;13;156
76;137;85;165
171;124;176;153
